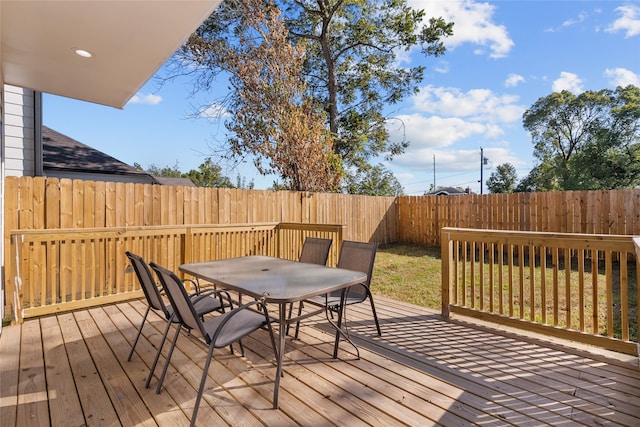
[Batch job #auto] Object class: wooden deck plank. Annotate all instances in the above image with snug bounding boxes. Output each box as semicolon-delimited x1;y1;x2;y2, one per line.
57;312;121;426
113;301;229;426
125;300;273;427
337;298;638;426
73;309;157;426
15;320;49;427
298;322;534;426
93;304;192;427
0;324;21;427
39;316;85;427
1;296;639;427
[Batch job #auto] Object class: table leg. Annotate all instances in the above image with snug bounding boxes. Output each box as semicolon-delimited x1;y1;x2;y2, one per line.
273;303;286;409
330;290;360;360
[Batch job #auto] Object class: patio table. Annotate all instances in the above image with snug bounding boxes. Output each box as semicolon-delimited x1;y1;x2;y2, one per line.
179;255;367;409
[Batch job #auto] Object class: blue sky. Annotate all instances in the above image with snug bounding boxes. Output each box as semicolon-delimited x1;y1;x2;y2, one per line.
44;0;640;194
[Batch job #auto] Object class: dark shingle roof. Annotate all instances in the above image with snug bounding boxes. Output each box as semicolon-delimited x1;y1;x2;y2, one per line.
152;176;195;187
42;126;148;177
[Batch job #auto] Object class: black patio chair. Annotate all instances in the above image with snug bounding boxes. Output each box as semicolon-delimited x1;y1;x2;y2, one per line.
150;262;277;427
285;237;333;334
124;251;230;388
293;240;381;338
298;237;333;265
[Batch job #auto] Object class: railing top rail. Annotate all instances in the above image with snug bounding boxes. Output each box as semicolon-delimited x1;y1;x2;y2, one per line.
8;222;341;243
441;227;638;251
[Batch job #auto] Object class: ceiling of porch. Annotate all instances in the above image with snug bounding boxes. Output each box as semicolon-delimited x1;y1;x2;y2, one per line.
0;0;221;108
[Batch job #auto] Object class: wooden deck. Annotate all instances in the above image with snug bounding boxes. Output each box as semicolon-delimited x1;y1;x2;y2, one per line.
1;295;639;426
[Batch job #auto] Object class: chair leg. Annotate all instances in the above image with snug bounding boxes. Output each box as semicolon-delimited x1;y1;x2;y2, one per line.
293;301;304;339
285;303;294;335
191;343;217;427
368;293;382;336
155;324;182;394
145;319;173;388
127;307;150;361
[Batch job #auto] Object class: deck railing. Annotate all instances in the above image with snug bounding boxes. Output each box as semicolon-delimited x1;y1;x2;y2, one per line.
441;228;640;355
7;222;343;323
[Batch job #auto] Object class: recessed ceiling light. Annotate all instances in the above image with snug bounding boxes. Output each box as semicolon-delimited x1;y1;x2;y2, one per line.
74;49;93;58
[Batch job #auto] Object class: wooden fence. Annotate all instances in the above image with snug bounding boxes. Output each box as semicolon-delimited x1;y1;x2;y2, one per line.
6;178;640;251
7;222;343;322
441;228;640;355
400;190;640;245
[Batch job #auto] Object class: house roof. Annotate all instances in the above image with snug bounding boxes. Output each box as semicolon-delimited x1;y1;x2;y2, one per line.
152;176;196;187
427;187;470;196
42;126;149;178
1;1;222;108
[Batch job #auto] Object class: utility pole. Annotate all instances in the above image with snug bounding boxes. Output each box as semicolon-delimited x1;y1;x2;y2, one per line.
480;147;489;194
433;154;436;191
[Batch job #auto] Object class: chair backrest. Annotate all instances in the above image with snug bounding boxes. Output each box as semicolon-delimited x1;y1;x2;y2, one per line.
337;241;378;300
150;262;205;336
126;251;169;315
299;237;332;265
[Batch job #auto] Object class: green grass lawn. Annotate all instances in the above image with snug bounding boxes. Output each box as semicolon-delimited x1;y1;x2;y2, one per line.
372;244;442;309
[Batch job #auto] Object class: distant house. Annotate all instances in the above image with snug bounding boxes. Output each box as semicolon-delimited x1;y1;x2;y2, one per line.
151;176;196;187
42;126;153;184
42;126;195;186
427;187;471;196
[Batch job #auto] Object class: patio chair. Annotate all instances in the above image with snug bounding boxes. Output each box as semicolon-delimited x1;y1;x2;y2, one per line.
298;237;333;265
293;240;381;338
124;251;230;388
150;262;277;427
285;237;332;334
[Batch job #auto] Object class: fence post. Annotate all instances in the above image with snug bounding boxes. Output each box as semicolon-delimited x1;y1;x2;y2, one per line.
9;234;23;324
180;227;192;280
441;228;452;318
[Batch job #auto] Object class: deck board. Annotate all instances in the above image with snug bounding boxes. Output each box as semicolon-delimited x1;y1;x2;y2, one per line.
1;295;639;426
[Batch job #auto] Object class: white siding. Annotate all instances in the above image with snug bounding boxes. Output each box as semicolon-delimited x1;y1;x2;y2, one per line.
3;84;35;177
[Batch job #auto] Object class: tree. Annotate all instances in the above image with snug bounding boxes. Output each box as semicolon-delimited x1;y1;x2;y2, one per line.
140;159;235;188
176;0;453;187
343;164;404;196
486;163;518;194
183;157;234;188
183;0;340;191
145;162;182;178
522;85;640;191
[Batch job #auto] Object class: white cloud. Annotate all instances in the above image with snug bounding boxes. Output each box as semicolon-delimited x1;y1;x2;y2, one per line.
411;85;524;123
606;4;640;37
387;113;502;153
505;73;525;88
198;103;230;119
418;0;514;58
552;72;584;93
562;11;588;28
434;61;450;74
546;11;589;32
604;68;640;87
128;93;162;105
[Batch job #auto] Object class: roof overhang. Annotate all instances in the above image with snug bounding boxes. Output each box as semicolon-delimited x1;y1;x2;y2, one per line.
1;0;221;108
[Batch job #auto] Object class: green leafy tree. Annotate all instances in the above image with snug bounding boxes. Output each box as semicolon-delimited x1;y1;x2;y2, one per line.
343;164;404;196
486;163;518;194
522;85;640;191
175;0;452;187
183;157;234;188
146;162;182;178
